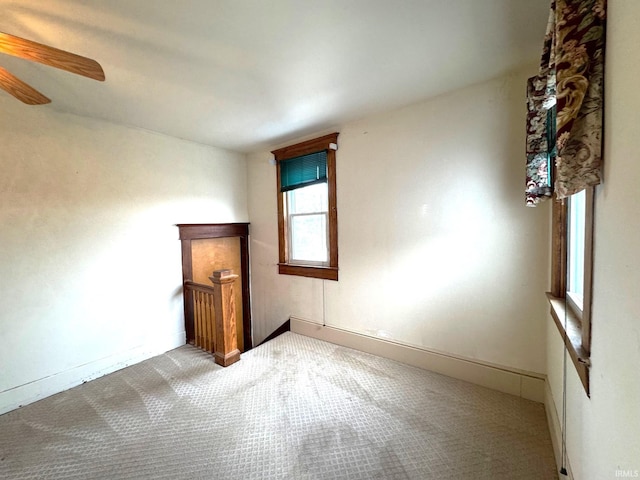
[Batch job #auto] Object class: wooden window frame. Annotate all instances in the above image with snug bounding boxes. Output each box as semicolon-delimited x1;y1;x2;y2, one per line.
547;186;594;396
272;133;339;281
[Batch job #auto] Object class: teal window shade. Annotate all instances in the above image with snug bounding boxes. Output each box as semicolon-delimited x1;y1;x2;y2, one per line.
280;151;327;192
546;104;557;188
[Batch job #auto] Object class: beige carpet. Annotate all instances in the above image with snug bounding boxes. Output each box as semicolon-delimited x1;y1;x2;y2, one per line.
0;332;557;479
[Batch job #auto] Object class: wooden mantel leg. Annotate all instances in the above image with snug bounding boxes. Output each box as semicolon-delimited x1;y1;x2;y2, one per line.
209;269;241;367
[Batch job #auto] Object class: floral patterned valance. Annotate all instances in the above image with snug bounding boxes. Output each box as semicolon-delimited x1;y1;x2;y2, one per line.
526;0;606;206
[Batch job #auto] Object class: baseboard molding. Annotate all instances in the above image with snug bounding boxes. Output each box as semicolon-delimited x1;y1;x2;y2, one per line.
544;380;574;479
291;317;545;403
0;330;186;416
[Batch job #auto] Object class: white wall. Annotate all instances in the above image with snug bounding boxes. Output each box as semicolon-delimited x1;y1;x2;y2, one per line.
546;2;640;477
248;66;551;375
0;97;247;414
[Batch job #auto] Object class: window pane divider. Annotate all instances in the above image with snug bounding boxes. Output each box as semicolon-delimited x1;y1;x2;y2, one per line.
288;211;327;218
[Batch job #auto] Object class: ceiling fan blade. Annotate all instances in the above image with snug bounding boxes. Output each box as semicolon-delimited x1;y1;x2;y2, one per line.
0;66;51;105
0;32;105;81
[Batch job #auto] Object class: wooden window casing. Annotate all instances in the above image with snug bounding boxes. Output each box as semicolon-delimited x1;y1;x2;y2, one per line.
272;133;339;281
547;187;594;395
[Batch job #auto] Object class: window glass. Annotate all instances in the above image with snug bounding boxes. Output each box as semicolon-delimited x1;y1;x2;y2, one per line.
287;183;329;264
568;189;586;309
287;182;328;214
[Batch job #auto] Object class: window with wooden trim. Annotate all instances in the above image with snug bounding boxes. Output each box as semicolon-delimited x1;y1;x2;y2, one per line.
272;133;339;281
548;186;594;395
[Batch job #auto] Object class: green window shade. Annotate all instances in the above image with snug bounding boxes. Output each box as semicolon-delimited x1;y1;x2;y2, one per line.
546;104;556;188
280;151;327;192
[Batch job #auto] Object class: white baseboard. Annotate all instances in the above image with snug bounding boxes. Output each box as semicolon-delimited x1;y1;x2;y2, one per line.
291;317;545;403
544;380;574;479
0;330;185;416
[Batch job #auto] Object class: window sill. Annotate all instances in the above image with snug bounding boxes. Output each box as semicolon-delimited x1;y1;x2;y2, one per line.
278;263;338;281
546;292;590;396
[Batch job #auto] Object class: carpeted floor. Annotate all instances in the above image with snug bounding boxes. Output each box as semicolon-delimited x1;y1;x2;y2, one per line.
0;332;557;479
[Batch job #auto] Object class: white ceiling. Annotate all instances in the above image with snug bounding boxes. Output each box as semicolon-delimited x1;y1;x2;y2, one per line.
0;0;548;152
